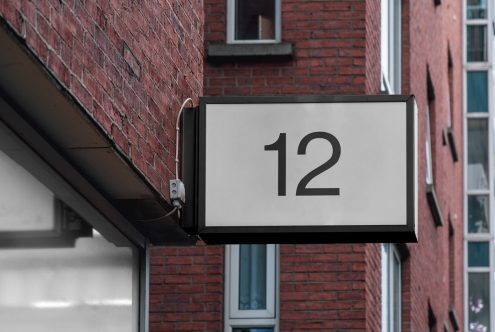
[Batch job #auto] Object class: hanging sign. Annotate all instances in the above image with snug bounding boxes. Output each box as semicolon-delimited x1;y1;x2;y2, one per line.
190;95;417;244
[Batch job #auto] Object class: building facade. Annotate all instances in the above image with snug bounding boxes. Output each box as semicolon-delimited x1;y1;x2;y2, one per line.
0;0;464;332
152;0;464;331
464;0;494;331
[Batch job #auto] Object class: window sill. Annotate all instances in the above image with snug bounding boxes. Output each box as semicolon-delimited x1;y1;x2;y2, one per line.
426;184;444;227
447;127;459;162
207;43;293;59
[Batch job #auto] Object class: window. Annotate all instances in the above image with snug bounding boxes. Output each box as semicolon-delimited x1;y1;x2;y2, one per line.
467;119;489;190
0;121;144;332
381;0;401;93
447;50;459;161
467;0;487;18
382;243;402;332
466;25;487;62
464;0;492;331
425;69;444;226
467;71;488;113
225;245;278;332
426;101;434;187
227;0;281;44
465;0;489;63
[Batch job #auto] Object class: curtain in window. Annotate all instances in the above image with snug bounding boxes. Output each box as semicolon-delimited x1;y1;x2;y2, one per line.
239;244;267;310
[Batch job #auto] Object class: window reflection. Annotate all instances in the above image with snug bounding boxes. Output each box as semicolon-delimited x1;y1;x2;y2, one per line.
467;0;487;19
469;273;490;332
0;233;137;332
0;130;139;332
467;119;489;190
239;244;267;310
235;0;275;40
467;25;487;62
0;150;55;232
468;195;489;233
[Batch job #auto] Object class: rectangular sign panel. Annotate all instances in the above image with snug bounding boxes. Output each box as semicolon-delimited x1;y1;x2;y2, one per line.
196;95;418;243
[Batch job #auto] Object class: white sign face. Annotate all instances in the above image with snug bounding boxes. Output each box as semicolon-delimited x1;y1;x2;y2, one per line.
197;96;417;243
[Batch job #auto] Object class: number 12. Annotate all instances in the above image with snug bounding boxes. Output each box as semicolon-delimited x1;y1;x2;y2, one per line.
264;132;341;196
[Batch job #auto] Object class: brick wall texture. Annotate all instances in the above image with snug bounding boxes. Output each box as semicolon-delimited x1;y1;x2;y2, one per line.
1;0;464;331
0;0;204;201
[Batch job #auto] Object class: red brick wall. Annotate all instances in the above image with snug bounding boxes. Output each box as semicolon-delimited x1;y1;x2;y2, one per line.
280;244;367;330
365;243;382;331
404;0;464;329
0;0;204;200
150;244;224;332
365;0;381;94
204;0;374;96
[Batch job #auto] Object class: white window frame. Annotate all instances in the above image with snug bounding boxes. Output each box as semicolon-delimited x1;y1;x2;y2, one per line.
227;0;282;44
426;103;434;186
463;0;494;330
381;0;401;94
224;244;279;332
382;243;402;332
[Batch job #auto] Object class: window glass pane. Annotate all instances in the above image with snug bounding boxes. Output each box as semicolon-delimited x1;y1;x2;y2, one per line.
468;242;489;266
0;133;139;332
392;253;401;332
233;328;274;332
467;25;487;62
235;0;275;40
467;0;487;19
239;244;267;310
467;119;489;190
468;273;490;332
0;233;138;332
467;71;488;113
425;105;433;185
0;150;54;231
468;195;490;233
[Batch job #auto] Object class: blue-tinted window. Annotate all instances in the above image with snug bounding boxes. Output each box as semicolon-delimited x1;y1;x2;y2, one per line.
468;242;489;267
239;244;267;310
467;71;488;113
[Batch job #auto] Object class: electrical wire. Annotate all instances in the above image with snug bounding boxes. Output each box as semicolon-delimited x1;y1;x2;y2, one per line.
135;207;178;222
135;98;193;223
175;98;194;179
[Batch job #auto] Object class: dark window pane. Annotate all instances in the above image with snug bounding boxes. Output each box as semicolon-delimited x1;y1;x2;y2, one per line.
467;119;489;190
235;0;275;40
467;25;487;62
467;71;488;113
469;273;490;332
239;244;267;310
468;242;489;267
468;195;490;233
233;328;274;332
467;0;487;19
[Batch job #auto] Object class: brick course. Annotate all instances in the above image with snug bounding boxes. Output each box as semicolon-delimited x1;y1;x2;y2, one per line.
0;0;204;200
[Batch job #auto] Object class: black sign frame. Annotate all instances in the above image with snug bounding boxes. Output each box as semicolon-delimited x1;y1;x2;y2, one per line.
184;95;417;244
